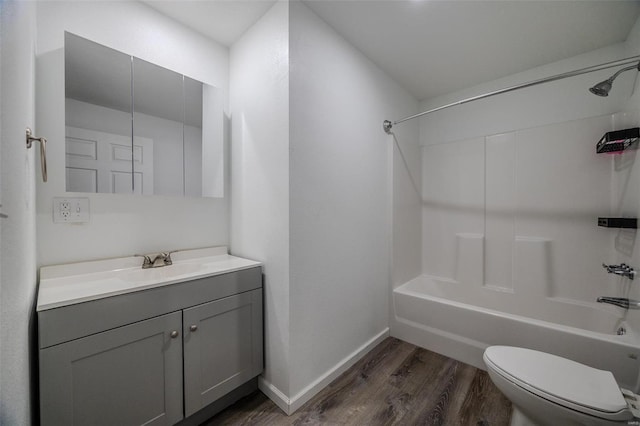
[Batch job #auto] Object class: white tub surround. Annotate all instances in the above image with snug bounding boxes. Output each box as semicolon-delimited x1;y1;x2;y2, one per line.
37;246;261;311
402;106;640;392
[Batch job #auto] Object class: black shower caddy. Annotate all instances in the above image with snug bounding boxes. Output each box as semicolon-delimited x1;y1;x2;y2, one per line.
596;127;639;154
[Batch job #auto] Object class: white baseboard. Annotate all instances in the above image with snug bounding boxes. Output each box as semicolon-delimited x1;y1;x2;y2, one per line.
259;327;390;415
258;376;291;414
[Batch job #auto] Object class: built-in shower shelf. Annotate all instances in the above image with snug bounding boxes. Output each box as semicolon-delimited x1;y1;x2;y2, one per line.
598;217;637;229
596;128;639;154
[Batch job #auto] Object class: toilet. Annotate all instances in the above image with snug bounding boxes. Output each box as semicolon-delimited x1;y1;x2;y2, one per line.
483;346;640;426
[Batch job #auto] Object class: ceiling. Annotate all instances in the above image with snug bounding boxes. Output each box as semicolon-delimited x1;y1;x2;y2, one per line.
303;0;640;101
142;0;277;47
143;0;640;101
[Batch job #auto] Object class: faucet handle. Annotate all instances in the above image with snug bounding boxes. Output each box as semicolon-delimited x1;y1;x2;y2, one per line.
164;250;181;266
134;254;153;269
602;262;636;280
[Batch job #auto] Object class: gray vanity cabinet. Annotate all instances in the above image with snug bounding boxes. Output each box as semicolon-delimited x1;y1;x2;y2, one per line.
39;311;184;426
38;267;263;426
183;290;263;416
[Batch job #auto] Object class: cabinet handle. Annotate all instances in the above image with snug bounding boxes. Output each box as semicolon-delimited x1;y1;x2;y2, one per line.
190;325;198;332
170;330;179;338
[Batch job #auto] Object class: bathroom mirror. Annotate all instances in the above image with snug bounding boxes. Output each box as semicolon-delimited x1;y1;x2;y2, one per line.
64;32;222;197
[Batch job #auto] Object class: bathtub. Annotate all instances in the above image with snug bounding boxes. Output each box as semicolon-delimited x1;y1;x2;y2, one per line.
391;275;640;391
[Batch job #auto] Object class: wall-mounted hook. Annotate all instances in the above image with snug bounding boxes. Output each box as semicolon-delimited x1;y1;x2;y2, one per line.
26;128;47;182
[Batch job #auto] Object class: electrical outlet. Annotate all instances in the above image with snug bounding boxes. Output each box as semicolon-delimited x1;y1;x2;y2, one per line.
53;197;90;223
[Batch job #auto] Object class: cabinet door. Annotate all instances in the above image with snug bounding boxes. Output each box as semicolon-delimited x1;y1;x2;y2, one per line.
40;311;184;426
183;289;263;416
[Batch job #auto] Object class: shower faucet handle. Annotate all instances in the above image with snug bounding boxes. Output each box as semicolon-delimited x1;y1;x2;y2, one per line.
602;263;636;280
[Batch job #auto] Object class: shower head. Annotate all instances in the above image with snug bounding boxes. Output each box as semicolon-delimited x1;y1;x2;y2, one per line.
589;61;640;97
589;79;614;97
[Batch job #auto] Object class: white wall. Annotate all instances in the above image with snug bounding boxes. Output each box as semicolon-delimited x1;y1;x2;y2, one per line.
36;1;230;266
288;0;418;409
230;1;419;413
230;0;291;402
0;1;37;424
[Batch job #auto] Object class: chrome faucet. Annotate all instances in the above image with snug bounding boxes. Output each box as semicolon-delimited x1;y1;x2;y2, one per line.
135;252;174;269
597;297;640;309
602;263;636;280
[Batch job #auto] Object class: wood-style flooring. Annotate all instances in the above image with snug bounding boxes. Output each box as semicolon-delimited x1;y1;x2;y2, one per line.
204;337;512;425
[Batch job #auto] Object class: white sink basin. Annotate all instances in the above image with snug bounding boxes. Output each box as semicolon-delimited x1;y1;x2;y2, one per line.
120;263;204;283
37;247;262;311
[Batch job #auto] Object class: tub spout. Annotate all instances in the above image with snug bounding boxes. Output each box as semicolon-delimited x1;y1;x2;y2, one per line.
597;297;640;309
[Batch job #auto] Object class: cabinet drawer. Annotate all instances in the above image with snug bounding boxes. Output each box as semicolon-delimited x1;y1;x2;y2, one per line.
40;311;184;426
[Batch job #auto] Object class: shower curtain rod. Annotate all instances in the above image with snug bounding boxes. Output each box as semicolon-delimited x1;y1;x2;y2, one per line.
383;55;640;134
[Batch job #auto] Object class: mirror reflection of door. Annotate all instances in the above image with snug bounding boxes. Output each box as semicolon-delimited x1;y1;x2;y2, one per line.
65;127;153;194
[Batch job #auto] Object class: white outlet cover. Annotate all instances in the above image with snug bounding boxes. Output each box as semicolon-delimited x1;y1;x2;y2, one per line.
53;197;90;223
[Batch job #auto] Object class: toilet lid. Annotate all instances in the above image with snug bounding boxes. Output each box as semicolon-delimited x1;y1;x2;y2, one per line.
484;346;627;414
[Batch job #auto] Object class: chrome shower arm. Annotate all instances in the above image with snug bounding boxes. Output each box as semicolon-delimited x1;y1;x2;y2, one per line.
383;55;640;134
609;63;640;81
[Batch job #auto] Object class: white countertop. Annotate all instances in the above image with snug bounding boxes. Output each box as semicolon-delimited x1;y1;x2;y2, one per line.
37;247;262;311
